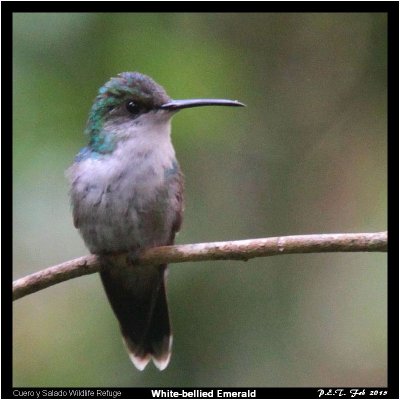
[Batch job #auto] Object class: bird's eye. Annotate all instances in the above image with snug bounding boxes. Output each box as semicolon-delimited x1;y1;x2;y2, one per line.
126;100;141;115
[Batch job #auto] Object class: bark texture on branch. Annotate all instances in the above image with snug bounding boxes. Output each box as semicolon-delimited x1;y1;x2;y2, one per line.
13;231;387;301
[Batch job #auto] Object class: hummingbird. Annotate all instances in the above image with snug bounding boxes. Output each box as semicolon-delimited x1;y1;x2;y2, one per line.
68;72;244;370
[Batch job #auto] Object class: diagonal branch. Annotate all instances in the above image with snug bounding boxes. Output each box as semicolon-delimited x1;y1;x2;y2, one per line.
13;231;387;301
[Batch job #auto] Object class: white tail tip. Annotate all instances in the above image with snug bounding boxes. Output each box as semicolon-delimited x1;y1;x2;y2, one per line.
123;336;173;371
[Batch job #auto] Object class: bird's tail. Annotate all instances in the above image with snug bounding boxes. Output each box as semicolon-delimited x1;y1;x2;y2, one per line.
100;263;171;370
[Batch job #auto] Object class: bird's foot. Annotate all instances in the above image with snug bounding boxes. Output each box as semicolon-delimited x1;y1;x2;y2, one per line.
127;248;145;266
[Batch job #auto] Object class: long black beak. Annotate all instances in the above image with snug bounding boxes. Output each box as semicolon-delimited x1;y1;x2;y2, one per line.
161;99;246;111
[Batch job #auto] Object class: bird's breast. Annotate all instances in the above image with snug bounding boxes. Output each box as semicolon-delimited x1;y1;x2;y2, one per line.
69;140;179;254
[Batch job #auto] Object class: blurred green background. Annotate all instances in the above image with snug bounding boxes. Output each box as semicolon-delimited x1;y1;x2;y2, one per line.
13;13;387;387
